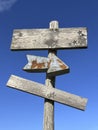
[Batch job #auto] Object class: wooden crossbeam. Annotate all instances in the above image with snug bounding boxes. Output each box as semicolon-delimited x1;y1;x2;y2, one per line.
7;75;88;111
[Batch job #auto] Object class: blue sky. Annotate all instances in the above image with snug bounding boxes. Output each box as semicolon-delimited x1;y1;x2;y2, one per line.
0;0;98;130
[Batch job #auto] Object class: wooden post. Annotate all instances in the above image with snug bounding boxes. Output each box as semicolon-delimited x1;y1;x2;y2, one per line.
43;21;58;130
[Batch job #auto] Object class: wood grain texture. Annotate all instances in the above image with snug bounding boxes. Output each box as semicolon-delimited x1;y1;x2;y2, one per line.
43;49;57;130
11;28;87;50
6;75;88;111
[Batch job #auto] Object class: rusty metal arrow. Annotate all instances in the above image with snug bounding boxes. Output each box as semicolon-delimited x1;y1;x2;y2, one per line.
23;54;69;76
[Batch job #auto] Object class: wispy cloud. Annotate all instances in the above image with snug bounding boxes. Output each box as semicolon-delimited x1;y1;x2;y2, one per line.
0;0;18;12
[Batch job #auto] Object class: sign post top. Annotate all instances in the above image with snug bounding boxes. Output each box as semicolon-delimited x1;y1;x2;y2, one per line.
49;20;59;31
10;21;87;50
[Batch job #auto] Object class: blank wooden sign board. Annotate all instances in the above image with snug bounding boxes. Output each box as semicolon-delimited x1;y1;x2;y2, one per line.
7;21;88;130
11;28;87;50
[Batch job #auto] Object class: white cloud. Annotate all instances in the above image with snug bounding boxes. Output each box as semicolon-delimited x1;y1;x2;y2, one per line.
0;0;18;12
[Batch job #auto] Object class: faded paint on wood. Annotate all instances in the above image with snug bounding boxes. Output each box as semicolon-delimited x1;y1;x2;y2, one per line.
47;52;69;76
7;75;88;111
23;54;69;76
23;55;49;72
11;27;87;50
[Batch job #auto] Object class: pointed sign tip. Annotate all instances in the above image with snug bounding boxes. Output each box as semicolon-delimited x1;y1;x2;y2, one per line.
47;54;70;76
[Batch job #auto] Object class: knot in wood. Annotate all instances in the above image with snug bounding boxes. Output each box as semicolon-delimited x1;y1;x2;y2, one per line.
46;90;56;99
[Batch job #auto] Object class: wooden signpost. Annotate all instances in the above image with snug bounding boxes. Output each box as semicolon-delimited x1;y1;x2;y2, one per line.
7;21;88;130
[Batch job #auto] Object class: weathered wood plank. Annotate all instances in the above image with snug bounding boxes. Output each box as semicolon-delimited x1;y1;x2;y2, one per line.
6;75;88;111
23;54;69;76
11;27;87;50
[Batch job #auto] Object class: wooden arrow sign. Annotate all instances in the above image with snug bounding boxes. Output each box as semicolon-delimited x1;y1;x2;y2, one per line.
7;75;88;111
11;27;87;50
23;54;69;76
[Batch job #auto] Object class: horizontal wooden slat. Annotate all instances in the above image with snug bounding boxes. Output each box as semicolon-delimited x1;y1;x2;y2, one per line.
7;75;88;110
11;27;87;50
